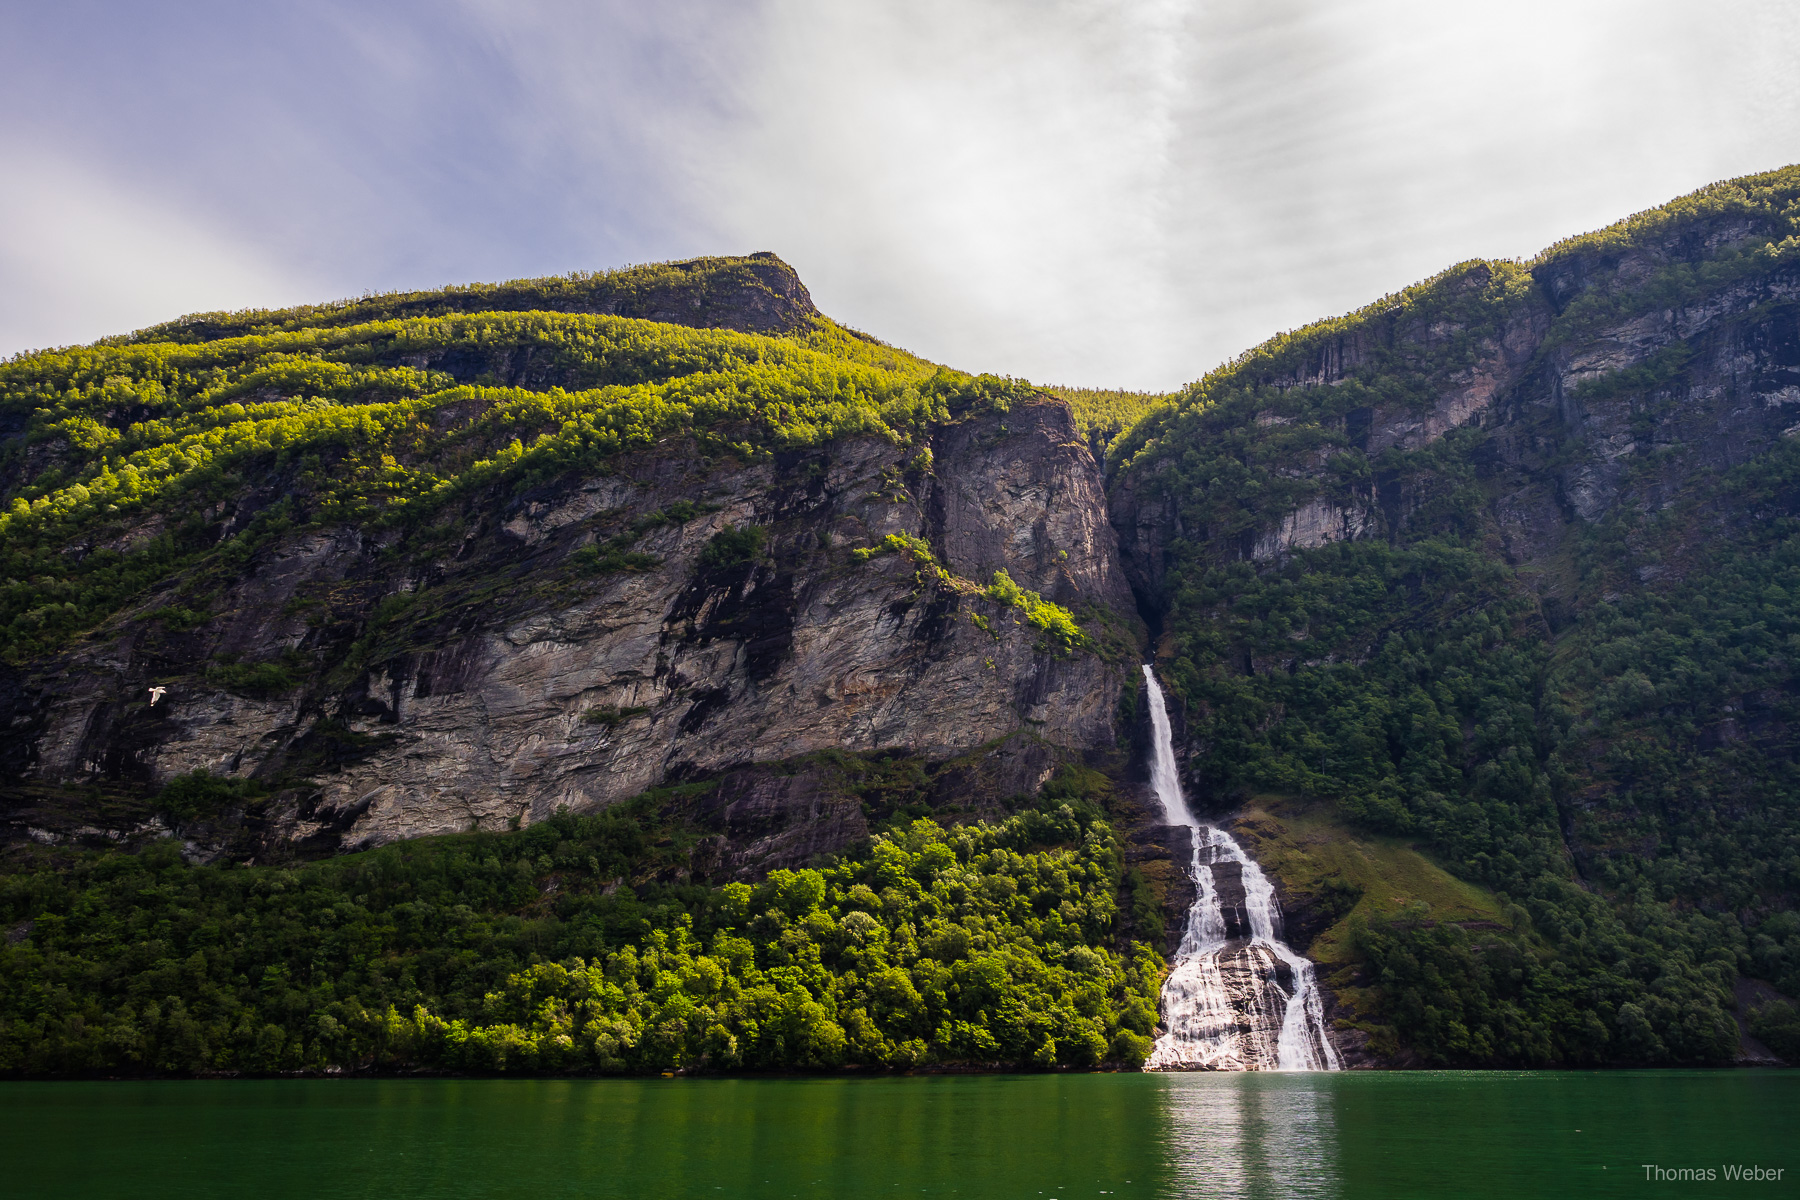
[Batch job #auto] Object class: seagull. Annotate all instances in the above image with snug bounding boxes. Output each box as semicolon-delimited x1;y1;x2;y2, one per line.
147;686;167;705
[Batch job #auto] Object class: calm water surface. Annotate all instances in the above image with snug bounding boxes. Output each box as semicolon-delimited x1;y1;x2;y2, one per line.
1;1071;1792;1199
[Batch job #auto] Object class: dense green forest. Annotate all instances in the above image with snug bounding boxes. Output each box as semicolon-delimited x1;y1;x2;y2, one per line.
1120;166;1800;1065
1037;386;1169;452
0;777;1160;1075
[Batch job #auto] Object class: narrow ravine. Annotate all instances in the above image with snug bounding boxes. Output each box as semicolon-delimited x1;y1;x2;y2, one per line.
1141;665;1341;1072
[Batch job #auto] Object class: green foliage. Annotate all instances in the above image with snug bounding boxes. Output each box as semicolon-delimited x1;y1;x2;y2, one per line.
156;771;267;824
1352;909;1737;1067
1748;911;1800;1001
699;525;767;571
1748;998;1800;1062
0;299;981;661
846;537;1090;658
983;571;1088;656
1166;536;1544;843
1120;867;1164;945
1037;386;1171;449
146;605;209;632
124;255;818;345
0;798;1160;1076
851;532;943;581
1532;165;1800;345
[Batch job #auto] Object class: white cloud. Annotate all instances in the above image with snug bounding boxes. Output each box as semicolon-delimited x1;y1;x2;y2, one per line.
0;141;313;353
707;0;1191;382
698;0;1800;389
4;0;1797;387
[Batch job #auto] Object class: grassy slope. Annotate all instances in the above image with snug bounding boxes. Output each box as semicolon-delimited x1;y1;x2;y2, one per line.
1232;797;1508;966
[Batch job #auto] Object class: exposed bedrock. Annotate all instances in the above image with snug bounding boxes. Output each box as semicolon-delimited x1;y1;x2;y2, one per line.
4;401;1139;857
1108;254;1800;592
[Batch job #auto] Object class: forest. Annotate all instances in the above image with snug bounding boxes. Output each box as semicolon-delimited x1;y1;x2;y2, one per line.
0;784;1160;1075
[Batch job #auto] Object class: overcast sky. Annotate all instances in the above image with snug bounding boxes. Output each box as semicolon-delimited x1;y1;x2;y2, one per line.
4;0;1797;389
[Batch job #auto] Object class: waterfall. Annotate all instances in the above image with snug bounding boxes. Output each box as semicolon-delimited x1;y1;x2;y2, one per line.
1141;665;1341;1072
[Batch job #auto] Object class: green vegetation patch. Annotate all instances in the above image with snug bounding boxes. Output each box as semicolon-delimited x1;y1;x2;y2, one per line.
983;570;1088;656
848;535;1090;657
699;524;767;571
1230;798;1508;965
155;770;269;824
1037;386;1170;450
0;791;1160;1076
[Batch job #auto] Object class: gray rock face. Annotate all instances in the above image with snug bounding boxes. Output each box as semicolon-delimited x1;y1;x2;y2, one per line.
1112;250;1800;588
6;401;1134;856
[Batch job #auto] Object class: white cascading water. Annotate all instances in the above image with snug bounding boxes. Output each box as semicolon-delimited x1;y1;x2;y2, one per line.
1142;665;1341;1072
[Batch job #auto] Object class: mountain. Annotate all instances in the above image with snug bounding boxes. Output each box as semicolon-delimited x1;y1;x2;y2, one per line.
1111;165;1800;1066
4;167;1800;1075
0;252;1164;1075
0;253;1140;855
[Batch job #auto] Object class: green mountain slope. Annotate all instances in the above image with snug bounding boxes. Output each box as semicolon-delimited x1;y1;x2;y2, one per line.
0;256;990;661
0;253;1160;1077
1113;164;1800;1065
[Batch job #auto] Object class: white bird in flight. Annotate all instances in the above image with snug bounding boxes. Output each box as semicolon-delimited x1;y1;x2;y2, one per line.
147;686;167;705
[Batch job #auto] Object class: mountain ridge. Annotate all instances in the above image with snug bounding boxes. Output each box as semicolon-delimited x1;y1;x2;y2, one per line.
5;166;1800;1075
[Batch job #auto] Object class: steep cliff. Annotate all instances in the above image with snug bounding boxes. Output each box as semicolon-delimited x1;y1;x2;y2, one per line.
0;257;1137;867
1112;164;1800;1065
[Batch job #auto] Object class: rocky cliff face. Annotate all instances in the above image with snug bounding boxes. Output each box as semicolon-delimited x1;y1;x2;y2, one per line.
1113;228;1800;598
5;396;1135;860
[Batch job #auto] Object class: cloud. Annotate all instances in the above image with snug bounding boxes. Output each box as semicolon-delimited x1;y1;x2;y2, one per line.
700;0;1800;388
0;1;763;354
3;0;1797;388
695;1;1189;382
0;140;310;352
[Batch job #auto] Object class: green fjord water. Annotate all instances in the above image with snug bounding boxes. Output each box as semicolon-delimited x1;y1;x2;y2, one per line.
1;1071;1791;1199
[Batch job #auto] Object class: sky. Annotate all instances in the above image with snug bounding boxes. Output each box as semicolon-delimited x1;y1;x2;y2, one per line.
3;0;1798;390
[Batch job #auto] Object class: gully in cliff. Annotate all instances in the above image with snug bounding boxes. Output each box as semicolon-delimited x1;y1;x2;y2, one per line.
1141;665;1341;1072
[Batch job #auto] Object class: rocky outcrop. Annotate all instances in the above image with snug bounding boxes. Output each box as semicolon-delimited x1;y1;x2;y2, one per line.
1111;243;1800;591
4;400;1136;857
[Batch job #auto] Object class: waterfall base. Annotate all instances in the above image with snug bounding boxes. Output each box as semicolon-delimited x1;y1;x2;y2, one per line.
1146;825;1341;1072
1140;665;1340;1072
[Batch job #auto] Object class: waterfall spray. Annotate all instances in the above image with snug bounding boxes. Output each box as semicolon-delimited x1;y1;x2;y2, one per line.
1141;665;1341;1071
